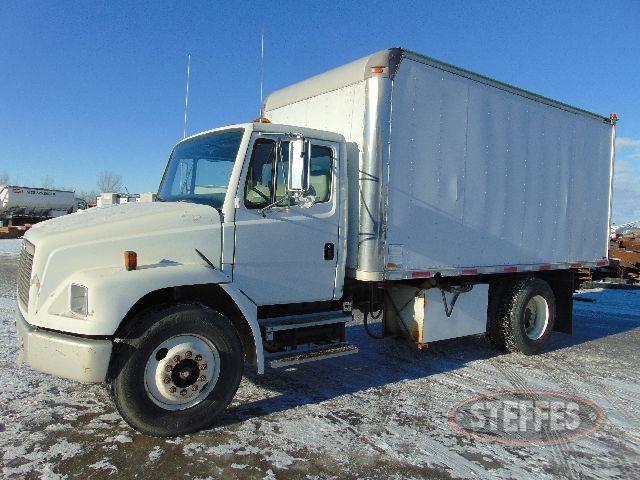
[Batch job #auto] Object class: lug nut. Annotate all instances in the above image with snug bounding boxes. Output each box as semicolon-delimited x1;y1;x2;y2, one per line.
173;355;181;362
191;384;199;391
169;386;176;393
163;376;171;384
185;351;192;358
199;375;206;382
195;354;203;362
164;364;173;372
180;389;188;397
200;363;208;371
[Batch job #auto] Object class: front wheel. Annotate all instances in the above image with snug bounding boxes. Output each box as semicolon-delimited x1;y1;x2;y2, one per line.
109;304;244;436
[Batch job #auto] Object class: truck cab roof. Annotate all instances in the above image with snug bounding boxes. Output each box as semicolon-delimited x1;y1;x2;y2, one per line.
179;122;345;148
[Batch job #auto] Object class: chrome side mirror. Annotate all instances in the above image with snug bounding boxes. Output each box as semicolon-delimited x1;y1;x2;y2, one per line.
287;137;309;193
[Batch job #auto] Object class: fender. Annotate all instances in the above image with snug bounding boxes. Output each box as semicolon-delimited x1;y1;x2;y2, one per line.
218;282;264;374
28;263;262;373
30;263;232;335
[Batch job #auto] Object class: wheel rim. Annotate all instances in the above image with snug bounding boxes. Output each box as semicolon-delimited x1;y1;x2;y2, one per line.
523;295;550;340
144;334;221;411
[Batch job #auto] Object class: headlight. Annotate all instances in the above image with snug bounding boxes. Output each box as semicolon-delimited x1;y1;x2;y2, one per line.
69;284;88;316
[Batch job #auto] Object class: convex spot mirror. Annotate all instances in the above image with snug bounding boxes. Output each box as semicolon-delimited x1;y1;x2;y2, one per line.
287;137;309;193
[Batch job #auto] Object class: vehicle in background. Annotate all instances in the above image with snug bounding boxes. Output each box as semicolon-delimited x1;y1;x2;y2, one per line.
15;48;615;436
75;198;88;211
0;185;76;227
96;192;157;208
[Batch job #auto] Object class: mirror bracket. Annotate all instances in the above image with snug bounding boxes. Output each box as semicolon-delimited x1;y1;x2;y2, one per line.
259;195;289;218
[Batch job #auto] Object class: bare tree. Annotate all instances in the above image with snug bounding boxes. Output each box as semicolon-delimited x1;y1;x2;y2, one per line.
41;175;55;189
0;171;8;185
76;190;99;204
97;171;123;193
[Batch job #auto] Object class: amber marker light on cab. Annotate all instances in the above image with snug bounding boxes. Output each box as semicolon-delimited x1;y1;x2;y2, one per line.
124;251;138;271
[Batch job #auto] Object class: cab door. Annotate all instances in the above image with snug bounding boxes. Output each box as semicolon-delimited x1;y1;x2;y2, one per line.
232;134;340;305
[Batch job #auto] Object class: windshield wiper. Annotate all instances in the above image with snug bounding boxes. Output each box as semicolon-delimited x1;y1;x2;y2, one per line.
195;248;216;269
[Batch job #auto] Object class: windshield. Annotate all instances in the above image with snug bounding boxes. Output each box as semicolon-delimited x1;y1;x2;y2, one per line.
158;129;244;208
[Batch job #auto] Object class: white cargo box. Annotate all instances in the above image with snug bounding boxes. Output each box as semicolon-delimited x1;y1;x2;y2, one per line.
265;48;615;282
98;193;141;207
137;192;157;203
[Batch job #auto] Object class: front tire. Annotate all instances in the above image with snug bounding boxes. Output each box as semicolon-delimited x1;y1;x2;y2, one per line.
109;303;244;437
498;277;556;355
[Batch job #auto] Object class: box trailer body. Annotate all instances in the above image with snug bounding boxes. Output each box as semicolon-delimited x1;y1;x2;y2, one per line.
0;185;76;225
264;48;614;282
15;48;616;436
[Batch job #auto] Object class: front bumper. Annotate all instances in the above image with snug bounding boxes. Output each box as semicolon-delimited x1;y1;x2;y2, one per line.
16;309;113;383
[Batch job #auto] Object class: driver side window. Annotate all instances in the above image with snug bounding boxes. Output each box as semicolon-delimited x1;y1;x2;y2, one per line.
244;138;332;209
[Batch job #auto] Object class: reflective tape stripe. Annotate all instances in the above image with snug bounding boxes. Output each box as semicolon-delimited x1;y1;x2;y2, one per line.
411;271;431;278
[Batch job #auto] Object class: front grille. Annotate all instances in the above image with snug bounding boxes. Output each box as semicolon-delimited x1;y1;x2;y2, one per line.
17;240;35;312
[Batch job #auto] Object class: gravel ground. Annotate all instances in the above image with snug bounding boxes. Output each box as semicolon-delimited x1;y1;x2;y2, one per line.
1;238;639;479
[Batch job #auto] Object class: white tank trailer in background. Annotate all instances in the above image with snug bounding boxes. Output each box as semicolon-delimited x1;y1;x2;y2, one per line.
15;48;615;436
0;185;76;226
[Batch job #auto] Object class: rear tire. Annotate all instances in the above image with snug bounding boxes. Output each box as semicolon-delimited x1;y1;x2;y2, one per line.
498;277;556;355
109;303;244;437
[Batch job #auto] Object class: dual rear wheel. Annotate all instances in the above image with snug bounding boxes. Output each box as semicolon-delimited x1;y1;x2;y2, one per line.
488;277;556;355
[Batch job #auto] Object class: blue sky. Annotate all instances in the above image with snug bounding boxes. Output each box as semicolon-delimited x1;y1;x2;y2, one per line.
1;1;639;223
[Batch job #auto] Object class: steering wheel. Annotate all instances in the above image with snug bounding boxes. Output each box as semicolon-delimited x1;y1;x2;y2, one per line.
248;186;269;204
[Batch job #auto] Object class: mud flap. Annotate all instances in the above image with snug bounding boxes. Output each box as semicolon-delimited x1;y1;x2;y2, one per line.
543;270;574;335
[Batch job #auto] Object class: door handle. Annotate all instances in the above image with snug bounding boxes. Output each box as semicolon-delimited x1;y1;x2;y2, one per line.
324;243;335;261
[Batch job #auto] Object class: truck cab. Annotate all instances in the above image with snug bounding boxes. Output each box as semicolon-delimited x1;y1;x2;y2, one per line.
159;122;348;306
16;121;353;436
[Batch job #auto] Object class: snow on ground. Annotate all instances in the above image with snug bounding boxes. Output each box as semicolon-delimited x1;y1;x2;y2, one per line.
0;238;639;479
0;239;21;256
574;287;640;317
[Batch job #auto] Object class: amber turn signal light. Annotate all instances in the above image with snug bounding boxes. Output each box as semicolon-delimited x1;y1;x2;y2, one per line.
124;251;137;271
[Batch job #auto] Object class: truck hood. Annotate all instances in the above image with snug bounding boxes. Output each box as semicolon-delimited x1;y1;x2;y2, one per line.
24;202;223;315
26;201;220;246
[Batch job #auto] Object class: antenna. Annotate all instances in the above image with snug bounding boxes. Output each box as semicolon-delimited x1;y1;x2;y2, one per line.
259;28;265;119
183;53;191;139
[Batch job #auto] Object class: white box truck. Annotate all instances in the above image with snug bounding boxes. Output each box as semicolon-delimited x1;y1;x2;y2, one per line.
15;48;615;436
0;185;76;226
